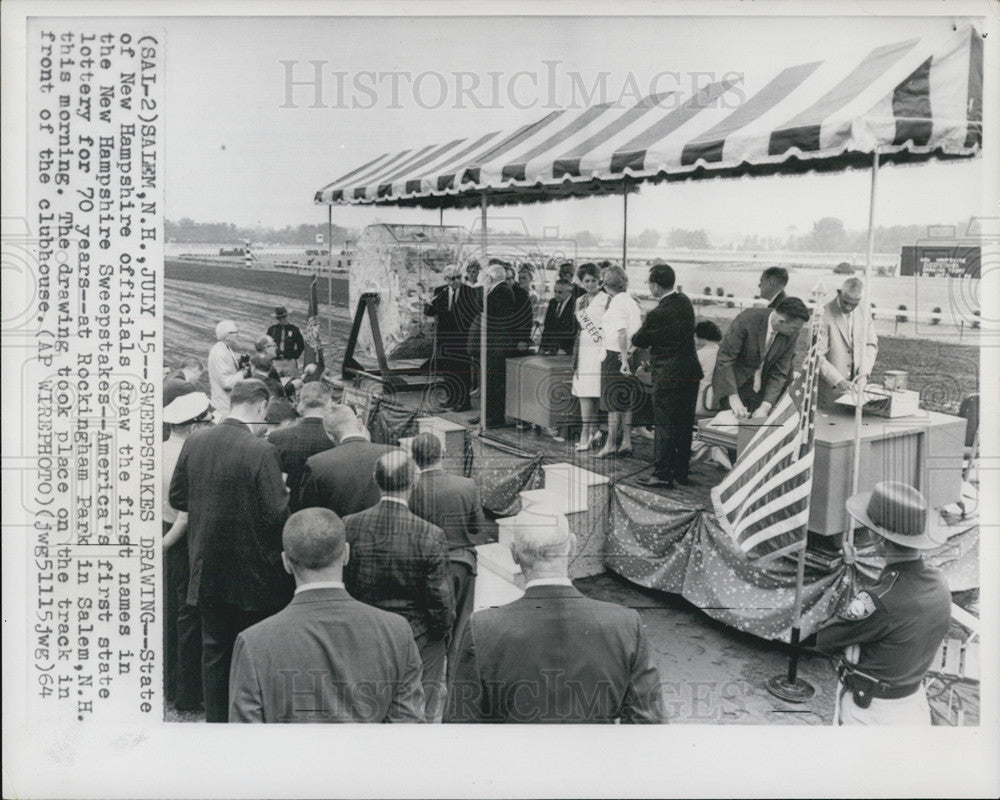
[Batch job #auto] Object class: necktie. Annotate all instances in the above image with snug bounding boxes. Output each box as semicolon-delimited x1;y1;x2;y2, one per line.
753;329;776;393
448;287;454;311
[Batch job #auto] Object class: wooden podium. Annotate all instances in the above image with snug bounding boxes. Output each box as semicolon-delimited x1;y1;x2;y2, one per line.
732;406;966;536
505;355;579;428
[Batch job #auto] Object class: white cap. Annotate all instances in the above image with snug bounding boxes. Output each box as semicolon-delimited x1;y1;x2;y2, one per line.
164;392;212;425
215;320;239;340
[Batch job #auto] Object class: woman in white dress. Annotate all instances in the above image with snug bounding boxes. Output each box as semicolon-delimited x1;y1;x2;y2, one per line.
571;263;610;451
595;267;644;458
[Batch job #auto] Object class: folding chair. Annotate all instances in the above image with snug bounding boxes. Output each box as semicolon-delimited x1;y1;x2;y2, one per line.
924;603;980;726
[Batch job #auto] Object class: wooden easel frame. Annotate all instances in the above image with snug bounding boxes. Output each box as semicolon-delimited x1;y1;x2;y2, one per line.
341;291;433;391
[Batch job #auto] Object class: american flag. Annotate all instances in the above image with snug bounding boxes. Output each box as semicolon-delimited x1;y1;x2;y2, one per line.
307;273;320;320
711;305;824;563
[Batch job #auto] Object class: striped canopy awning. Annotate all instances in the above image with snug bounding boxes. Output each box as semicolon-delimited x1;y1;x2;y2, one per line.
315;25;982;209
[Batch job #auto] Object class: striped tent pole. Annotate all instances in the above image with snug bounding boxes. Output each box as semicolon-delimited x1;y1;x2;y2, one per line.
479;189;488;435
844;150;881;569
244;240;253;269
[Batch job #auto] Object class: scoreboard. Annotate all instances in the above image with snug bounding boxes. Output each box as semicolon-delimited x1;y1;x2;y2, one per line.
899;245;980;278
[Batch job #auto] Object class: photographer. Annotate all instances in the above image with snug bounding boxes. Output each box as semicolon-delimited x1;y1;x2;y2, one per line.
208;319;246;422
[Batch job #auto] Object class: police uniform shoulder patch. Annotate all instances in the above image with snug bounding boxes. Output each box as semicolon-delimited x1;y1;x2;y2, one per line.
840;591;878;621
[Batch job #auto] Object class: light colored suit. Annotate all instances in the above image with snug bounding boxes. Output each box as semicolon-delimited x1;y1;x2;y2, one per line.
228;586;425;723
818;296;878;408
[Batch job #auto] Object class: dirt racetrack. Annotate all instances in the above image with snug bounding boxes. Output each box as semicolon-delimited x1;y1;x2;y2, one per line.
164;260;351;370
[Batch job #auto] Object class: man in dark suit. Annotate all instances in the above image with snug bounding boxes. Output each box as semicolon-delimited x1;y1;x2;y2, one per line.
424;265;478;411
445;516;665;723
408;432;487;683
344;452;455;722
631;263;703;488
758;266;789;309
712;296;810;419
228;508;425;723
468;264;515;427
539;279;578;355
268;383;335;512
169;379;293;722
508;265;536;353
559;262;585;301
298;404;399;516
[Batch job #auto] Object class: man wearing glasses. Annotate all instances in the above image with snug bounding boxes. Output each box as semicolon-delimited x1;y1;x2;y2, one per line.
424;265;478;412
818;277;879;409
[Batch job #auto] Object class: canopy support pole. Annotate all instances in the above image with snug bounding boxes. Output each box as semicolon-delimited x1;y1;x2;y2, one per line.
480;190;488;435
327;204;334;344
440;207;444;227
622;177;630;270
844;150;880;567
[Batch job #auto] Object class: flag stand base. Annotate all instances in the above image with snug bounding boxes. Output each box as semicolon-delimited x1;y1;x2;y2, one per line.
765;675;816;703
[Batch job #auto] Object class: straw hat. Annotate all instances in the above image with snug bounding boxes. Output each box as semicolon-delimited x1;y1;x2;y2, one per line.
845;481;947;550
274;306;289;318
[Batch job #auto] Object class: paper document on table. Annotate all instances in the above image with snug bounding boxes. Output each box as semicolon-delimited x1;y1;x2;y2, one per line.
835;386;921;417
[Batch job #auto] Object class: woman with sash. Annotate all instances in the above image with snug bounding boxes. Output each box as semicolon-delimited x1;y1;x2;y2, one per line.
571;263;610;452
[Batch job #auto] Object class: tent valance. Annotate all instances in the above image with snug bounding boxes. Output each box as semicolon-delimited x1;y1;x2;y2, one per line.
315;25;982;210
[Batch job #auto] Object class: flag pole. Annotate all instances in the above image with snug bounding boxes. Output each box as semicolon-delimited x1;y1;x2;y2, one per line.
479;189;488;435
844;150;880;568
766;294;824;703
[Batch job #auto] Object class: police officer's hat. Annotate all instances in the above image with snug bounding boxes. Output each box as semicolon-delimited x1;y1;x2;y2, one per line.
846;481;947;550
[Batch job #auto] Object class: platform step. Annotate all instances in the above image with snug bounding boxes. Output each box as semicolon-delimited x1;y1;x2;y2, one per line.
417;416;468;435
476;543;525;589
496;502;574;547
519;488;588;514
473;563;524;611
414;415;468;462
542;463;609;505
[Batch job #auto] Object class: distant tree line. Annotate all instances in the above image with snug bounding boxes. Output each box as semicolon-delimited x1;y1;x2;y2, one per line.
165;218;357;245
744;217;971;254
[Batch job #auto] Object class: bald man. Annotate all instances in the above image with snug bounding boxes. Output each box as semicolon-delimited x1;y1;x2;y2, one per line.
297;405;397;516
445;516;665;724
344;452;455;722
228;508;425;723
819;278;879;408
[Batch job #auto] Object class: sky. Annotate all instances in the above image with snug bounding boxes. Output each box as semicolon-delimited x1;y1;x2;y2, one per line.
163;12;990;239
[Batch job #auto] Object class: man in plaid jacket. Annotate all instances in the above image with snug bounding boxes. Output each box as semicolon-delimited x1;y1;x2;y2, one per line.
344;451;455;722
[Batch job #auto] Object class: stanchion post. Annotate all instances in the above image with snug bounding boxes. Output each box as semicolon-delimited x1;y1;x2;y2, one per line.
480;190;488;435
845;150;880;567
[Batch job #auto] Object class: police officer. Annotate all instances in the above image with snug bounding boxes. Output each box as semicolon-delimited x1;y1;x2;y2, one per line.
804;481;952;725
